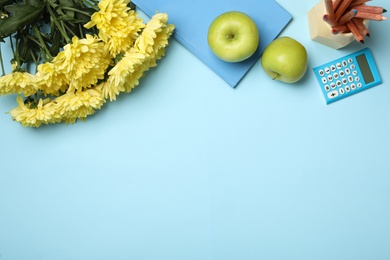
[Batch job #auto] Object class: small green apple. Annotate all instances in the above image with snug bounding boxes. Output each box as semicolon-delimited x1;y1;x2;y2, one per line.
261;36;308;83
207;11;259;62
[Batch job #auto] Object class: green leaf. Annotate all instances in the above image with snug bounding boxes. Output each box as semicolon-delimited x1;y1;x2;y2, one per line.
0;2;45;38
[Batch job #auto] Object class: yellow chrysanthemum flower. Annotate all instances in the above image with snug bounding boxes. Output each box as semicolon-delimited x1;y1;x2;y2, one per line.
53;35;111;92
134;13;175;55
102;51;164;102
101;48;145;101
99;14;174;101
84;0;144;56
36;61;69;96
55;88;104;124
9;96;61;127
0;71;39;96
122;63;147;93
154;24;175;55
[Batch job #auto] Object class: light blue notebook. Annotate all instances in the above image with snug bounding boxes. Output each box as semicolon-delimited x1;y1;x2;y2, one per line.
132;0;292;87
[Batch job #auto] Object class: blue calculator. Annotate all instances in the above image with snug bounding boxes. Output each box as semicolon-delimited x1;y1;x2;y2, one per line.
313;48;382;104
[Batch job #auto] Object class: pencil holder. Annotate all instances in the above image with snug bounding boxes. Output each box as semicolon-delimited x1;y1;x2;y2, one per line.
308;1;368;49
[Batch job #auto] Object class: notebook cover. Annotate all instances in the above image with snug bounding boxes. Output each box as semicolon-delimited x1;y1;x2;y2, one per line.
132;0;292;87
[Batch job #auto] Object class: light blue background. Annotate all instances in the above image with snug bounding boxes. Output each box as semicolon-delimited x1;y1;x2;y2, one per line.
1;0;390;259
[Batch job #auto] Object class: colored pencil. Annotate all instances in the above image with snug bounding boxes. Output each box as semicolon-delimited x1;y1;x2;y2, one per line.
332;0;343;11
352;18;370;36
355;11;387;21
338;9;357;24
350;5;387;14
347;20;365;43
331;25;350;34
325;0;336;23
335;0;353;21
350;0;372;6
323;14;338;27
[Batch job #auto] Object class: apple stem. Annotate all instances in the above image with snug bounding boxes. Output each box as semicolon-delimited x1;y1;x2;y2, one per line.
226;34;235;40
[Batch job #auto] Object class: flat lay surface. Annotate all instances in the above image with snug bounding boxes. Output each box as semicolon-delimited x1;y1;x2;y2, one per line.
1;0;390;259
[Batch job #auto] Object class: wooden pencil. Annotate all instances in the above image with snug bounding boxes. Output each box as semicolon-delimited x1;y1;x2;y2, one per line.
325;0;336;23
355;11;387;21
331;25;350;34
350;0;372;6
323;14;338;26
350;5;387;14
332;0;343;11
335;0;353;21
338;9;357;24
347;20;365;43
352;18;370;36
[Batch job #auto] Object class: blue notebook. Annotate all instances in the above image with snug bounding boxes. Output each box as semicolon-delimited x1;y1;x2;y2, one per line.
132;0;292;87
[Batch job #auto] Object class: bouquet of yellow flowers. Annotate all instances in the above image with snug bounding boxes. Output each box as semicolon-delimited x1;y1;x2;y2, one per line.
0;0;174;127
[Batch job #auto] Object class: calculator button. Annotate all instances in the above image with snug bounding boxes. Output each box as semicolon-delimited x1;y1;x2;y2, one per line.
322;77;327;84
336;80;342;87
353;70;358;76
336;63;342;69
351;83;356;90
333;73;339;80
324;85;330;92
342;78;348;85
328;90;339;99
328;75;333;81
330;83;336;89
357;83;362;88
345;68;350;75
350;64;356;70
348;76;353;82
319;70;325;76
330;65;336;71
339;88;345;95
325;67;331;74
345;86;351;92
339;71;345;77
355;76;360;82
348;58;353;63
342;60;348;67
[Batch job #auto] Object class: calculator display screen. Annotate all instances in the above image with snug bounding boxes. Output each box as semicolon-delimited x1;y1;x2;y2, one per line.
356;54;375;84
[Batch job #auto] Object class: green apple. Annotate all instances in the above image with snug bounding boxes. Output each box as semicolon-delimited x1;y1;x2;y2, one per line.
261;36;308;83
207;11;259;62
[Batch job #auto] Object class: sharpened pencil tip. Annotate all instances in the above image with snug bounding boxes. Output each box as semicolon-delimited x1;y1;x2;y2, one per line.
360;40;365;44
384;9;387;13
366;33;370;37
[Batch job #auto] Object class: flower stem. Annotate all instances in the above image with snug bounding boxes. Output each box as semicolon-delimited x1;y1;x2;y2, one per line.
29;49;39;73
46;1;71;43
0;45;5;75
61;6;93;17
82;0;99;11
9;35;20;68
62;21;77;38
32;25;53;61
